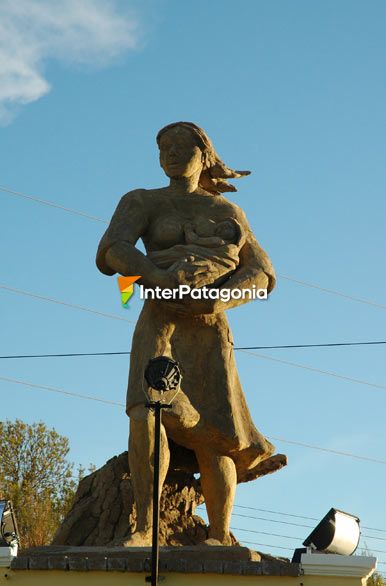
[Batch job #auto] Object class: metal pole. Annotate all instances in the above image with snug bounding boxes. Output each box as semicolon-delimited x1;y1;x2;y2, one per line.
145;401;172;584
151;402;161;586
143;357;181;584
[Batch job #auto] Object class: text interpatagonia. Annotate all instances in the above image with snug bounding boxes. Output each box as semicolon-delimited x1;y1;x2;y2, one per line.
139;284;267;302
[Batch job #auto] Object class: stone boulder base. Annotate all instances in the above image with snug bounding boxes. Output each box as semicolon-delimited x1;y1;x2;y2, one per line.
52;451;210;547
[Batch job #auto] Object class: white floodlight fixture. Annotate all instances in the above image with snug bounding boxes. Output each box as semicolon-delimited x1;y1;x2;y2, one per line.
0;501;19;566
292;508;360;562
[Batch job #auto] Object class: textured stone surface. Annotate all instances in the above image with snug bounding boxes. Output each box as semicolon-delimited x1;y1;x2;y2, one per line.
12;545;301;576
52;451;210;547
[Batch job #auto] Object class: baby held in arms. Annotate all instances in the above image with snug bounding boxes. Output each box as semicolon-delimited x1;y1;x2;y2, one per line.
183;218;241;247
148;218;244;288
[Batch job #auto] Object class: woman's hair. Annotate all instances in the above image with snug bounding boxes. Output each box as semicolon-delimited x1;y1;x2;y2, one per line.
156;121;250;195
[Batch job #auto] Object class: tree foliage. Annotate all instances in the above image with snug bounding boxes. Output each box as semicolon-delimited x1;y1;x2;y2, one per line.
367;573;386;586
0;419;77;548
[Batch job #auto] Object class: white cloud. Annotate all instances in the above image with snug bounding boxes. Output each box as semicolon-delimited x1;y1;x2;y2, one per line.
0;0;139;124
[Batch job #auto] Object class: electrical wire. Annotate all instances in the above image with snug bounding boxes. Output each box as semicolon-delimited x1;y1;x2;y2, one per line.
2;284;386;396
279;274;386;311
2;184;385;311
0;351;133;359
230;511;386;542
0;284;135;324
2;339;386;359
189;507;386;556
359;547;386;555
0;375;124;407
233;504;319;521
4;283;386;398
239;349;386;394
230;526;301;541
238;540;293;552
233;527;386;554
1;375;385;465
231;511;313;529
0;185;107;223
266;436;386;465
235;341;386;350
198;506;386;542
232;504;386;534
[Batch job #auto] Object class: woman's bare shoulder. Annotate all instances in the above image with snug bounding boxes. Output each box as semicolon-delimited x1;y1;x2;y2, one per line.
213;197;249;225
119;187;167;209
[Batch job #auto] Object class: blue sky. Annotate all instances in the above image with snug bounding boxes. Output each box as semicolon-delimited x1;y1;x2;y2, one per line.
1;0;385;564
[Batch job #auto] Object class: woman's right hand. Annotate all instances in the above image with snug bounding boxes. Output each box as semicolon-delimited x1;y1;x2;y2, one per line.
149;261;210;290
148;267;180;290
168;257;212;288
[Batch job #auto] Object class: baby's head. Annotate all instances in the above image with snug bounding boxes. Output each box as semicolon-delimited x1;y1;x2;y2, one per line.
215;219;238;243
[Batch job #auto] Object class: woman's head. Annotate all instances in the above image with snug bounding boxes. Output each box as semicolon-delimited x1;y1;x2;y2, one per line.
156;122;250;195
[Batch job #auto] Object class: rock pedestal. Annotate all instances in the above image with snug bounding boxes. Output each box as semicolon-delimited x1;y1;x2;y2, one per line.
52;451;209;547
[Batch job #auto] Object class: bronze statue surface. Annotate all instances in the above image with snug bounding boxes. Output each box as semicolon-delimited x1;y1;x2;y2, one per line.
96;122;286;546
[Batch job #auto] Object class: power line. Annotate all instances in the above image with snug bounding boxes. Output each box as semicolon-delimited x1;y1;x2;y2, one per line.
237;539;294;551
233;523;385;553
0;375;124;407
0;185;107;223
237;540;293;552
1;375;385;466
3;283;386;397
2;285;386;460
361;535;386;543
359;546;386;555
0;284;135;324
279;274;386;311
230;526;301;541
2;339;386;359
239;349;386;395
236;341;386;350
266;436;386;465
2;184;385;312
234;504;318;522
230;511;386;543
236;529;386;554
0;351;133;359
232;505;386;534
232;512;313;529
199;506;306;536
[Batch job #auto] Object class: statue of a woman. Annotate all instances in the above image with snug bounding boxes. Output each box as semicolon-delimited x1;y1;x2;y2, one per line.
96;122;286;546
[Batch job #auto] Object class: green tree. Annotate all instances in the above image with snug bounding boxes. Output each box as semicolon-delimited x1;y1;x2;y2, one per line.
0;419;77;547
367;572;386;586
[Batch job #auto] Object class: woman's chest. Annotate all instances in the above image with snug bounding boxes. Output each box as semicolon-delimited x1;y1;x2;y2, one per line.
146;197;235;249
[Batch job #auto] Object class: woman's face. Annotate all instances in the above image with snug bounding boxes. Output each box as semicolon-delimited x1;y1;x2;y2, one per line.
159;127;203;179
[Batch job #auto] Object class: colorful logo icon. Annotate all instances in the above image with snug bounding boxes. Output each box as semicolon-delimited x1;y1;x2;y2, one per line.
117;276;141;308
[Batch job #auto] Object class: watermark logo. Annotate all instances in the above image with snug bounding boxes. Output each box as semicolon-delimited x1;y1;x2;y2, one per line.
117;276;141;308
117;276;267;307
139;284;267;302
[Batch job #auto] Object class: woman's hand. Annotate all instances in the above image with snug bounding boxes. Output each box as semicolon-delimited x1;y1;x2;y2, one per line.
147;267;179;290
168;257;213;288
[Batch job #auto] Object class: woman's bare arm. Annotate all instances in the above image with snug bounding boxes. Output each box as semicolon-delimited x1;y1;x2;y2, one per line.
96;190;177;289
213;236;270;311
211;205;275;311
